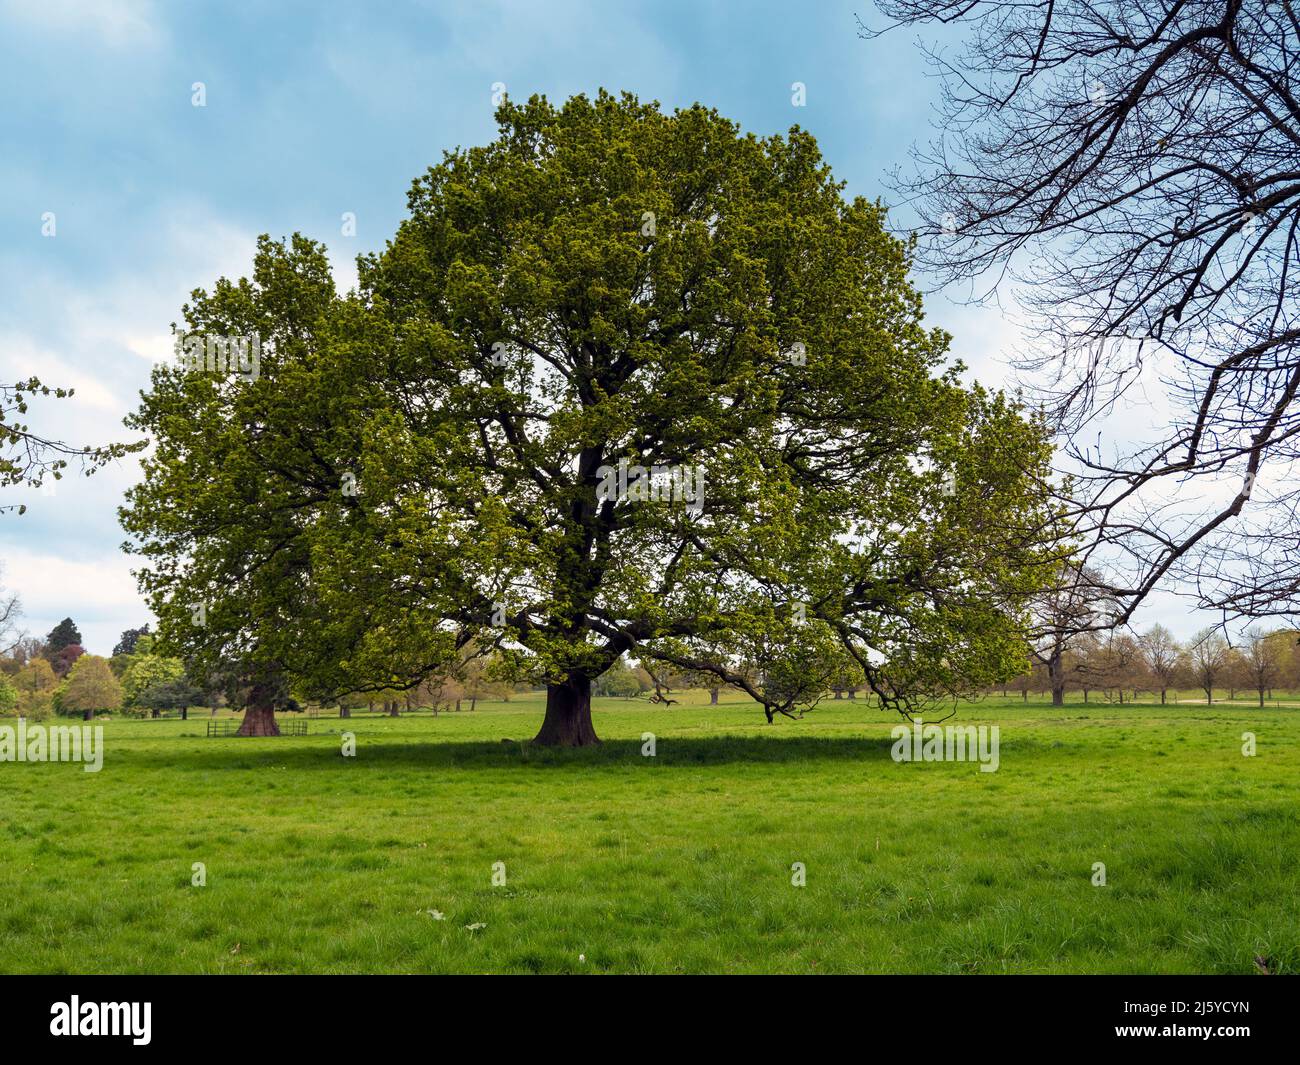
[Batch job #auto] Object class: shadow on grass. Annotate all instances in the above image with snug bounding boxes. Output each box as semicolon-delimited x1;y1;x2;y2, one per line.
119;733;904;772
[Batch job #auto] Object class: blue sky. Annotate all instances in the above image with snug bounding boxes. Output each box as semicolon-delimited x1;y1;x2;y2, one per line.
0;0;1193;654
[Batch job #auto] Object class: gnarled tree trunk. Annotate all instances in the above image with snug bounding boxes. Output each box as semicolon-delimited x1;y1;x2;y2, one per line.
238;704;279;736
533;673;600;747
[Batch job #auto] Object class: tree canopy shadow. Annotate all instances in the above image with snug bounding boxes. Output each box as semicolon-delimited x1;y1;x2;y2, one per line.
123;733;902;773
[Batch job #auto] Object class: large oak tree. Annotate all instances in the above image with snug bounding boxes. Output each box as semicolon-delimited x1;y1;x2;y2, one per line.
122;92;1060;744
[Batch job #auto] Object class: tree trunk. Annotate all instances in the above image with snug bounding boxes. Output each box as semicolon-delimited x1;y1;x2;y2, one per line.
455;699;462;712
238;704;279;736
388;700;399;717
470;696;477;712
181;706;188;720
1160;688;1167;705
82;709;93;722
1047;647;1065;706
533;673;600;747
339;705;351;718
710;687;719;705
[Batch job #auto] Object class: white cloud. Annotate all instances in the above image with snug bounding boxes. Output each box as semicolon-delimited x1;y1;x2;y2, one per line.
0;201;261;436
930;299;1029;389
0;200;263;641
327;250;360;296
0;333;122;411
1;548;148;656
0;0;165;49
124;332;177;364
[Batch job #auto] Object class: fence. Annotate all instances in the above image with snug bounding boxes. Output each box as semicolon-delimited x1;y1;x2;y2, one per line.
206;719;309;738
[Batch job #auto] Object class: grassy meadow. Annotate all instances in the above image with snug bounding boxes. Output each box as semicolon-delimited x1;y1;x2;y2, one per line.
0;689;1296;974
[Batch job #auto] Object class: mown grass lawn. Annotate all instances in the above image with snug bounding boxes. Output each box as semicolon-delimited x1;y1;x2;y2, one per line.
0;691;1296;974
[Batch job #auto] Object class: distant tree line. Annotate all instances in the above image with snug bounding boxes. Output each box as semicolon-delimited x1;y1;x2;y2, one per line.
1004;624;1300;708
0;602;597;722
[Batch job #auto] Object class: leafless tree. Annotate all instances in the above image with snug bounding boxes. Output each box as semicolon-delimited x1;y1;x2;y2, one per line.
1029;563;1118;704
1139;624;1182;703
0;566;21;656
1188;625;1232;703
868;0;1300;623
1082;630;1147;702
1244;627;1287;705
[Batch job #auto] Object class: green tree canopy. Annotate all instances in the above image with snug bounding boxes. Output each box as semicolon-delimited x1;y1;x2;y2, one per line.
112;625;151;657
120;650;186;711
56;654;122;719
15;656;57;696
122;91;1060;745
593;658;643;699
135;677;202;716
45;617;82;654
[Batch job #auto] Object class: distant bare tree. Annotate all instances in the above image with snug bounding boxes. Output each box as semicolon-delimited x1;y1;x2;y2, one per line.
0;566;21;656
1029;563;1117;704
1085;631;1146;703
868;1;1300;623
1244;628;1286;706
1139;624;1182;704
1188;626;1232;704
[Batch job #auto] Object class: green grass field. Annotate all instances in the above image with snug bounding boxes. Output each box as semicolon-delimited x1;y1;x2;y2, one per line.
1;691;1296;974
